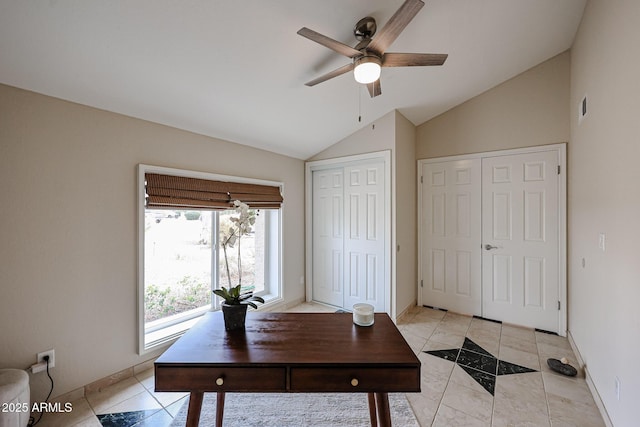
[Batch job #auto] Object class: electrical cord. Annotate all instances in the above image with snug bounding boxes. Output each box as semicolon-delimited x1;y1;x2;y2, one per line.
28;356;54;427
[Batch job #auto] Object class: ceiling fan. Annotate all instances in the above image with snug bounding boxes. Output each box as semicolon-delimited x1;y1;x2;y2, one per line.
297;0;447;98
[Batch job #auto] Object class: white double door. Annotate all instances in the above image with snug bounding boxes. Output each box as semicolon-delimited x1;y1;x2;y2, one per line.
420;146;564;333
311;160;387;311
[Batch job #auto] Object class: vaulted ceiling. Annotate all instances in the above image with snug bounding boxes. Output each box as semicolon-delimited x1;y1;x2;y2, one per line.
0;1;586;159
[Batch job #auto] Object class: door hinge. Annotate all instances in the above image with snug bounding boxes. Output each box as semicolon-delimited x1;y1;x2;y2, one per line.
557;165;561;175
420;280;423;288
557;301;561;310
420;175;423;184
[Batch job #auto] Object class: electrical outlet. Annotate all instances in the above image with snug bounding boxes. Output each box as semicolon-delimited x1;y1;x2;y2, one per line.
615;377;621;401
37;349;55;370
598;233;606;252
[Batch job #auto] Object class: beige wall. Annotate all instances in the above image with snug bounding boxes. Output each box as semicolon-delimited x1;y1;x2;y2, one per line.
309;111;396;161
569;1;640;425
416;51;570;159
0;83;305;400
394;111;417;315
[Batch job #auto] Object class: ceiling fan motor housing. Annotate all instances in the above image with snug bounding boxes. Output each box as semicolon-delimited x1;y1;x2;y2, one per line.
354;17;377;41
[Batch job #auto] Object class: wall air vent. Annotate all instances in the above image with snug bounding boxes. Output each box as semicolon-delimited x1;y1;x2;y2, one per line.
578;95;588;124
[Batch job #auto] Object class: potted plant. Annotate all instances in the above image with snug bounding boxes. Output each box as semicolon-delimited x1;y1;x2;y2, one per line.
213;200;264;330
213;284;265;331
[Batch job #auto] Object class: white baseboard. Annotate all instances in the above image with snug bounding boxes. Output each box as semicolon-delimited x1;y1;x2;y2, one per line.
567;331;613;427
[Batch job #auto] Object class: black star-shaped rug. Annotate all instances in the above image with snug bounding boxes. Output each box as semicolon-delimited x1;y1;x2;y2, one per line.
424;337;537;395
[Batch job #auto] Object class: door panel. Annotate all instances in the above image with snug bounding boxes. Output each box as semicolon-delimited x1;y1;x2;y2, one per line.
344;162;386;311
421;159;482;315
482;150;559;331
312;168;344;307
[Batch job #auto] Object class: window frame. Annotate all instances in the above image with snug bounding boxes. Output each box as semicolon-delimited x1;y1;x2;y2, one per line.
137;164;283;354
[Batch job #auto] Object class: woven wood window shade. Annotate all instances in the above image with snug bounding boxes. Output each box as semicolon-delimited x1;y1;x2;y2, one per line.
145;173;283;210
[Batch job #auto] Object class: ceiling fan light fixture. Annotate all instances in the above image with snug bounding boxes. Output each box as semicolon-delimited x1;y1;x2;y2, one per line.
353;55;381;84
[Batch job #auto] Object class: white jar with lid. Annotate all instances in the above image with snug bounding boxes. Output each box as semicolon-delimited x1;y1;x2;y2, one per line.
352;303;374;326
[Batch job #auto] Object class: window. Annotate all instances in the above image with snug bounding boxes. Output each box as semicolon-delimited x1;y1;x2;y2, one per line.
138;165;283;353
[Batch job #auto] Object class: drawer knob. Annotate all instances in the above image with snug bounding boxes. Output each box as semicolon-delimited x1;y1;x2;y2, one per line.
351;378;359;387
216;377;224;386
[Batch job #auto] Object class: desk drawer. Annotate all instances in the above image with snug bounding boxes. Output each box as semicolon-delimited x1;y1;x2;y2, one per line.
290;367;420;392
155;366;285;392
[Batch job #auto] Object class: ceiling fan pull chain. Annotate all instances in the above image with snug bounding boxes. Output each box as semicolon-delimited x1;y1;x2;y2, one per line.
358;85;362;123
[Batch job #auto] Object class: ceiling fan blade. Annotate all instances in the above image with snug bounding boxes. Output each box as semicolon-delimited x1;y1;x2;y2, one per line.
367;0;424;55
297;27;361;58
382;52;448;67
304;63;355;87
366;80;382;98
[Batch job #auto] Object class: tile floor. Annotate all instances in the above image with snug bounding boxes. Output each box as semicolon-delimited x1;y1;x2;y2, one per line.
34;303;606;426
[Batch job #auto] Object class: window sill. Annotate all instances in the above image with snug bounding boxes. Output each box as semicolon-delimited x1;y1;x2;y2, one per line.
144;315;202;353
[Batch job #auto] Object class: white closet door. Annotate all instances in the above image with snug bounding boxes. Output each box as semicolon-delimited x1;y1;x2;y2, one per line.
312;168;344;307
343;162;386;311
481;150;559;331
420;159;482;315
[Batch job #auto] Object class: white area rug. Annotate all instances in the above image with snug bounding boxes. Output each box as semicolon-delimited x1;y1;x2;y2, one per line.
170;392;419;426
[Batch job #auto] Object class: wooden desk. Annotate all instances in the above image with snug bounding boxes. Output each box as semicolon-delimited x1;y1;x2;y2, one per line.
155;312;420;427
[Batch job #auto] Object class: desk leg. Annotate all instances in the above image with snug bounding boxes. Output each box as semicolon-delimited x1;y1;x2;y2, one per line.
367;393;378;427
374;392;392;427
216;392;226;427
186;391;203;427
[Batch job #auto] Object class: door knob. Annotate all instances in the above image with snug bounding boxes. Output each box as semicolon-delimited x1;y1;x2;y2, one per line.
484;244;498;250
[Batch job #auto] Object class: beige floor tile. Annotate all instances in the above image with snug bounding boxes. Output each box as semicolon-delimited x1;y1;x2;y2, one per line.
406;392;439;426
498;345;541;371
537;343;583;378
136;368;155;391
429;328;466;347
542;372;595;405
469;317;503;334
434;404;490;427
421;343;458;375
535;331;572;350
151;389;190;408
500;334;539;354
98;390;162;415
467;329;501;356
493;373;549;425
439;312;473;334
440;381;494;423
71;417;102;427
501;324;536;343
33;397;96;427
401;328;430;353
401;319;439;339
413;307;448;321
547;394;606;427
85;376;146;414
417;353;453;402
449;364;492;395
492;411;551;427
165;395;188;417
467;318;502;346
